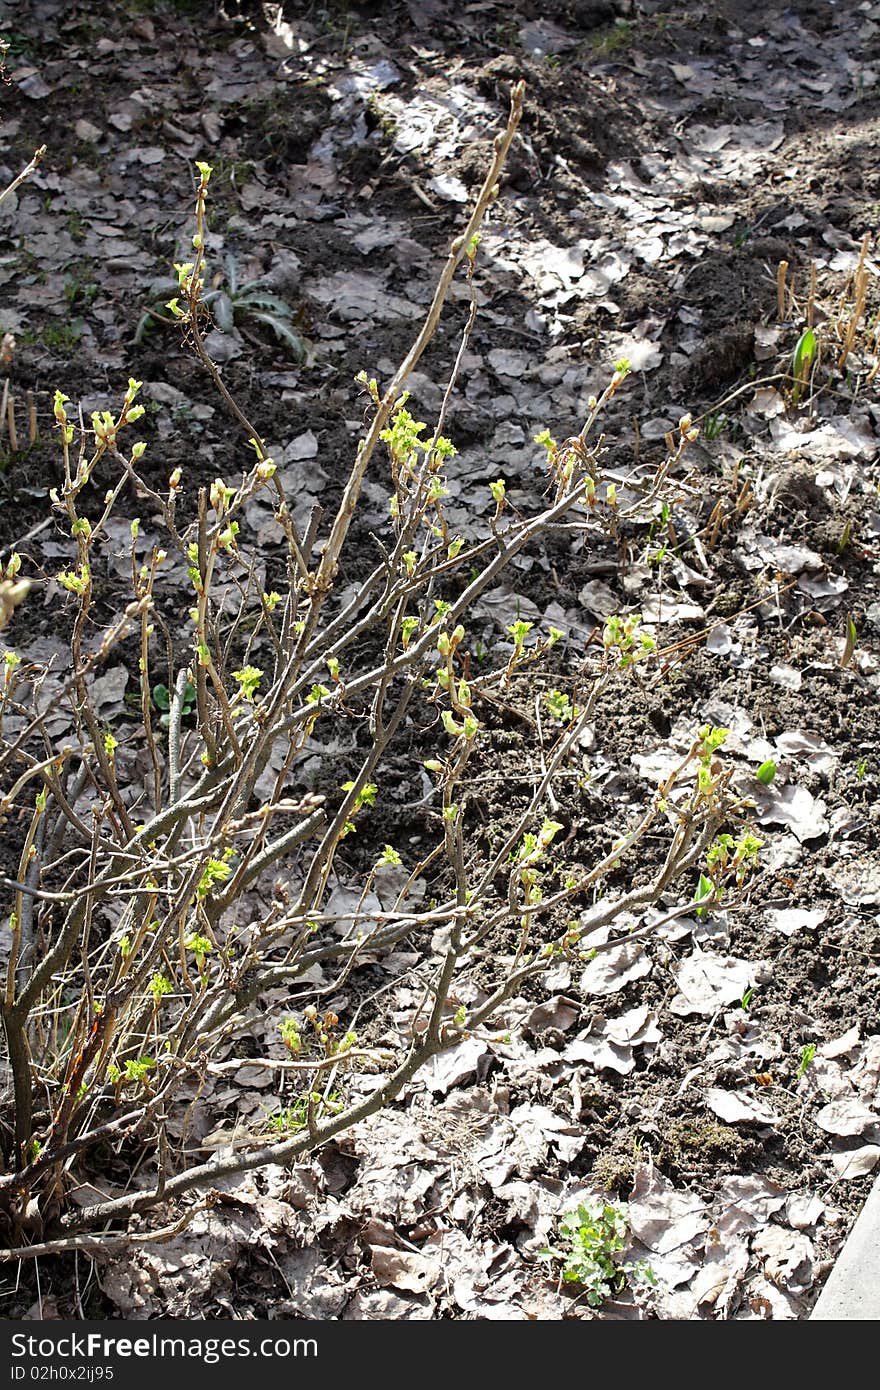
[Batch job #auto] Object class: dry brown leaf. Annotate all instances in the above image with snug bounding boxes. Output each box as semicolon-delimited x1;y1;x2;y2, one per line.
370;1245;441;1294
705;1088;780;1127
814;1097;879;1136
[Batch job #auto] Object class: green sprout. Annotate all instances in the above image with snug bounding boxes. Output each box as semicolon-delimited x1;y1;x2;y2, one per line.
796;1043;817;1079
698;725;728;758
791;326;817;405
706;831;762;890
209;478;236;514
703;411;728;441
380;402;426;467
441;709;479;740
693;871;716;917
534;428;557;458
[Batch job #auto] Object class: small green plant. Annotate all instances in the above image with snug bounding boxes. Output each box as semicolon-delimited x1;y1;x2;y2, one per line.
135;252;306;360
796;1043;816;1079
66;209;85;243
366;92;398;139
263;1101;307;1133
856;758;868;779
602;613;656;669
263;1090;342;1133
755;759;776;785
703;411;728;440
0;31;30;63
152;679;196;728
544;689;574;723
41;321;84;351
542;1199;655;1307
64;275;99;312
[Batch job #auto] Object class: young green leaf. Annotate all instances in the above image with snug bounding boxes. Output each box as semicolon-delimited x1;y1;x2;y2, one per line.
791;326;817;404
693;872;715;916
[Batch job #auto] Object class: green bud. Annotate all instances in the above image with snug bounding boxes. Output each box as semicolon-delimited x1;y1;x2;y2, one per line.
441;710;461;737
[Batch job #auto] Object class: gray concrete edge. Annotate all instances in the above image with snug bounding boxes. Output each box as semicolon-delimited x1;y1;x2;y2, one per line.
809;1171;880;1319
